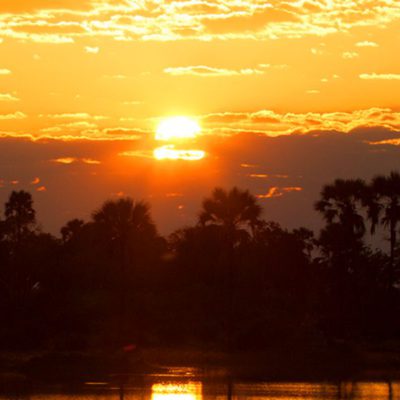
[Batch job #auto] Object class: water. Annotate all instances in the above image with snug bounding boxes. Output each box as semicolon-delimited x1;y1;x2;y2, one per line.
1;379;399;400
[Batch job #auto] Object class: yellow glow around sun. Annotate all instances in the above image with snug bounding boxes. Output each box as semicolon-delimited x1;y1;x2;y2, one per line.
156;117;201;141
154;145;205;161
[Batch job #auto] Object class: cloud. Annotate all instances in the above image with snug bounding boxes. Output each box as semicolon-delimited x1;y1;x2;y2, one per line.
0;93;19;102
342;51;359;59
202;7;299;34
51;157;77;164
367;139;400;146
356;41;379;47
102;127;147;138
0;0;397;43
257;186;303;199
85;46;100;54
118;150;154;159
31;177;40;185
0;111;26;120
0;69;12;75
43;113;107;120
2;107;400;145
240;163;259;168
40;127;63;133
164;65;265;77
249;174;269;178
51;157;101;164
248;173;289;179
82;158;101;164
62;121;98;129
359;73;400;80
201;108;400;137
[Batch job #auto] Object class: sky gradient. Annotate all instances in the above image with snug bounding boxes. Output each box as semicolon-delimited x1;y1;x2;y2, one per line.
0;0;399;235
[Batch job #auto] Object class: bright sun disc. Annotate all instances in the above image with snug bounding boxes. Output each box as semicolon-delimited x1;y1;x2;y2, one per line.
156;117;201;141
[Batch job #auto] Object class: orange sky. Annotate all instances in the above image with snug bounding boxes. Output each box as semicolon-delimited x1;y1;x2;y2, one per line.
0;0;399;234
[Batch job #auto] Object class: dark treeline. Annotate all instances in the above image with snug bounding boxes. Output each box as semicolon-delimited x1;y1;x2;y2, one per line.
1;172;400;354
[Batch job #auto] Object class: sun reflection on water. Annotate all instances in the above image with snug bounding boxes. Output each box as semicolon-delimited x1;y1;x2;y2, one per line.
151;382;202;400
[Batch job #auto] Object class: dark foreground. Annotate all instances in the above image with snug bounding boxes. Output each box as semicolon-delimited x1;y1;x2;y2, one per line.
2;342;400;393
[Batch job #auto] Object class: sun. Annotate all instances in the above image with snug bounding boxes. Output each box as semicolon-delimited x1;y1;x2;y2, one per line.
153;116;205;160
155;116;201;141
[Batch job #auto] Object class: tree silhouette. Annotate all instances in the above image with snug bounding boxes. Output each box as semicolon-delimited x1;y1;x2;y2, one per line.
4;190;36;246
199;187;262;349
199;187;262;241
61;218;85;244
91;197;158;345
315;178;367;238
368;171;400;285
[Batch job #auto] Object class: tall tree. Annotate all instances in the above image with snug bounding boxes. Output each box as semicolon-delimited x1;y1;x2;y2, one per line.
315;178;367;238
368;171;400;283
4;190;36;245
61;218;85;244
199;187;262;348
199;187;262;242
91;197;159;344
315;178;368;283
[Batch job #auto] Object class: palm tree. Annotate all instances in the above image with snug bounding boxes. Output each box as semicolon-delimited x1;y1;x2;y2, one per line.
199;187;262;242
93;198;156;242
315;178;368;281
315;178;367;238
199;187;262;349
92;197;157;344
367;171;400;282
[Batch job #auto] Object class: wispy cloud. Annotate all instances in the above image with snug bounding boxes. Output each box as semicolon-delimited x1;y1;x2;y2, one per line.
43;113;107;120
257;186;303;199
0;111;26;120
85;46;100;54
164;65;265;77
51;157;101;165
0;1;399;42
359;73;400;80
0;69;11;75
367;139;400;146
356;41;379;47
0;93;19;102
342;51;359;59
202;108;400;137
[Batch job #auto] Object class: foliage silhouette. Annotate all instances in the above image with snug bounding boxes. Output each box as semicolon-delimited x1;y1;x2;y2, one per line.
367;171;400;285
0;175;400;354
4;190;36;246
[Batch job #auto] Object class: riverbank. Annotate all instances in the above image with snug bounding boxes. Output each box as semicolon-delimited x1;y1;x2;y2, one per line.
2;340;400;388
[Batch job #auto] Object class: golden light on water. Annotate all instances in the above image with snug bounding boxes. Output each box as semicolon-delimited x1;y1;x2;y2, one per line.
155;117;201;141
153;145;205;161
152;382;202;400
